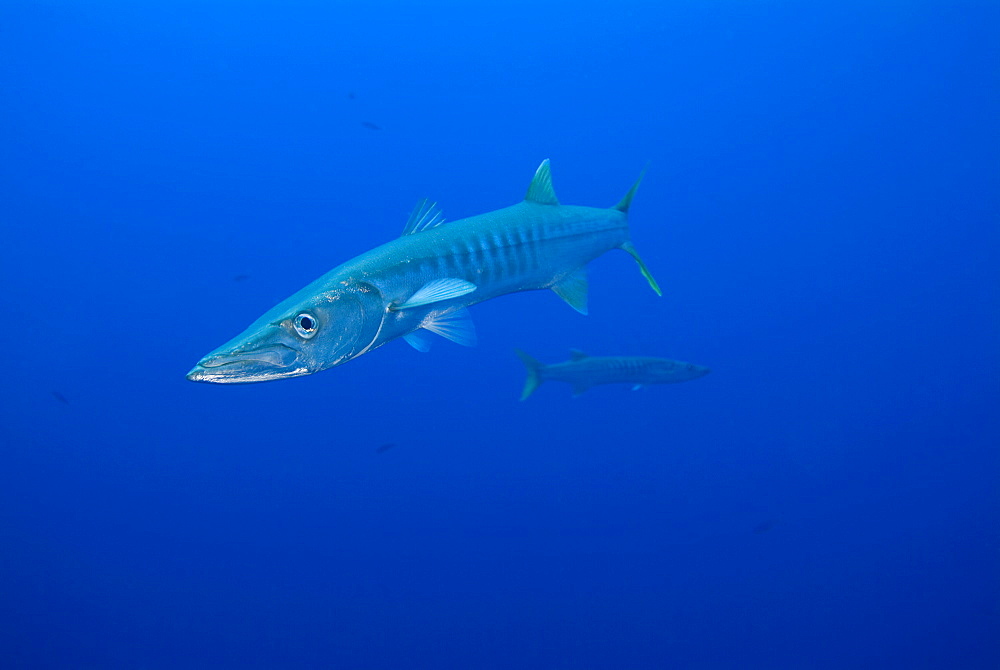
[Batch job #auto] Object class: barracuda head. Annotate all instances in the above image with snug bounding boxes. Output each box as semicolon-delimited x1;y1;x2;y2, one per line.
650;359;711;384
186;281;385;384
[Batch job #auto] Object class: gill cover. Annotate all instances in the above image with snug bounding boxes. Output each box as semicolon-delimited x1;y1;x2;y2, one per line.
309;282;387;370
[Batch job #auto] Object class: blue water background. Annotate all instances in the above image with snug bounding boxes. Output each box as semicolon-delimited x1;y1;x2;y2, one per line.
2;2;998;668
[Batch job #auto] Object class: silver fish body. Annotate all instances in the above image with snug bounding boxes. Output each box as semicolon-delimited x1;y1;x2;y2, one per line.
515;349;710;399
187;160;660;384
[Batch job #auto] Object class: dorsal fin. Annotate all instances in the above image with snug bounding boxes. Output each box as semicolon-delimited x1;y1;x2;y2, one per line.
569;349;588;361
525;159;560;205
614;166;647;213
401;199;446;236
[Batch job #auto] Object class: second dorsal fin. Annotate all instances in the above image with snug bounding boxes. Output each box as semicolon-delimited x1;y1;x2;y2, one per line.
524;159;560;205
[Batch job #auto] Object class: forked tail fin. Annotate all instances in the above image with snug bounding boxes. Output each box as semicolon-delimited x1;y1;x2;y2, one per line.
514;349;546;401
613;166;662;296
622;241;662;296
614;165;647;213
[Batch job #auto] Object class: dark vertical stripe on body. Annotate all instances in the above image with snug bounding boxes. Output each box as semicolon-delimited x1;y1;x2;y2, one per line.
466;237;481;278
484;230;498;279
509;227;521;277
479;231;491;282
519;225;531;275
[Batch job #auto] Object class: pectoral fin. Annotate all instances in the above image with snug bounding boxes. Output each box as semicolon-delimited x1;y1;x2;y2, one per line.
394;278;477;310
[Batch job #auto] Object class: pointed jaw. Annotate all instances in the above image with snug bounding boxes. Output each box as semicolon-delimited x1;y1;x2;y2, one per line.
186;343;308;384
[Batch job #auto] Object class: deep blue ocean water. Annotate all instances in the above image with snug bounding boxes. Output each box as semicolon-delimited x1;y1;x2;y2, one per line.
2;2;998;668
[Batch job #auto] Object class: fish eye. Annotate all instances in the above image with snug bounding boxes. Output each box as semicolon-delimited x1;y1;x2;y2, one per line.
294;313;318;339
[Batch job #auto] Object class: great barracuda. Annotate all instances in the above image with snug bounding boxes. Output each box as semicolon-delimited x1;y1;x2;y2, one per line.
515;349;710;400
186;160;661;384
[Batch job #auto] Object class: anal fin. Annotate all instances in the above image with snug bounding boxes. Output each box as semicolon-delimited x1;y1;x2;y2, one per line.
551;267;588;315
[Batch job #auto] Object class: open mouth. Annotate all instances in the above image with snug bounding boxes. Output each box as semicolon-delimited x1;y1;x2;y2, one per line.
186;345;305;384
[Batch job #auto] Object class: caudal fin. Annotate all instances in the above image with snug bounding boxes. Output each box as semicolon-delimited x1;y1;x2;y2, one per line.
613;166;646;214
613;167;662;296
514;349;546;401
621;241;662;296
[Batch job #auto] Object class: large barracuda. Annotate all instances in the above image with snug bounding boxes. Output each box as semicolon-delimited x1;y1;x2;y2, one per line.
515;349;710;400
187;160;661;384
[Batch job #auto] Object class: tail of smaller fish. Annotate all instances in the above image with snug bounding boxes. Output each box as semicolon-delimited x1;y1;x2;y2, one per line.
613;166;662;296
514;349;546;401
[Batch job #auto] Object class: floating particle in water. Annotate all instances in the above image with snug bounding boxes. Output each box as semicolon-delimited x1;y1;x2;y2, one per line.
375;443;396;454
52;391;70;405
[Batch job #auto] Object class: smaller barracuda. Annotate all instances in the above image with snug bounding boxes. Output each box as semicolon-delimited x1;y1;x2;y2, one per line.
187;160;661;384
515;349;710;400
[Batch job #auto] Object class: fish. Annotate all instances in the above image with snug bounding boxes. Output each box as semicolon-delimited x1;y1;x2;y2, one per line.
361;121;381;130
515;349;710;400
186;160;661;384
375;442;396;454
